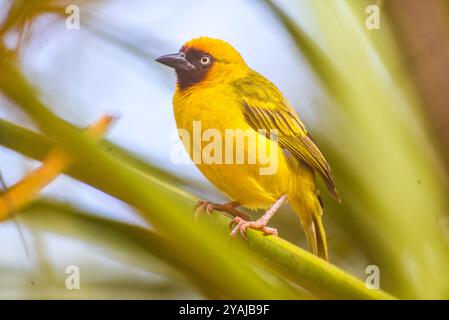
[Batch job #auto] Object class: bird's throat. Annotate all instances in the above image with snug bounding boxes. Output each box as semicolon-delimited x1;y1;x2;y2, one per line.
176;68;209;90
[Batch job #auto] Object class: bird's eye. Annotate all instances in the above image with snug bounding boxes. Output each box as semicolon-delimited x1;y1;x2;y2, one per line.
200;56;211;66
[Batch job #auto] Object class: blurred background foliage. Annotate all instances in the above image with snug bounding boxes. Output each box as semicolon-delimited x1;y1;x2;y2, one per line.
0;0;448;299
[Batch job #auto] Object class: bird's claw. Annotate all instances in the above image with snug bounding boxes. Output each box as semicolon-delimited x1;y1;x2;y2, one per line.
194;200;214;220
229;216;278;239
194;200;249;220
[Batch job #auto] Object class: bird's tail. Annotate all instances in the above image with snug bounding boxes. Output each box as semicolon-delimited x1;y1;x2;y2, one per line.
290;195;328;261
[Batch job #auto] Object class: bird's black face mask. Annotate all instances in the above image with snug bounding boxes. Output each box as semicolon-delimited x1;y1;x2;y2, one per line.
156;48;213;90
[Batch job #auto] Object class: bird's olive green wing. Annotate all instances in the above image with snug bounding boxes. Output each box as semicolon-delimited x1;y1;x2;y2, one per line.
233;71;340;202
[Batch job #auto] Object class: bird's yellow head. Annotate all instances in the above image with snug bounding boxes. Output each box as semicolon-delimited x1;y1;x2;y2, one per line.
156;37;248;90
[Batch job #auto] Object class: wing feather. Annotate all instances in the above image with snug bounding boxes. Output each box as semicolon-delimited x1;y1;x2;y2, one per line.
234;72;340;202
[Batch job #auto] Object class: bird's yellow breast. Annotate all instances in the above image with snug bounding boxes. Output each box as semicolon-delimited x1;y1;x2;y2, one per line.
173;84;301;209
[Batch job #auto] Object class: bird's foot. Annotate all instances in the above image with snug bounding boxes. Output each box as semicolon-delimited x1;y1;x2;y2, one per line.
230;216;278;239
195;200;249;220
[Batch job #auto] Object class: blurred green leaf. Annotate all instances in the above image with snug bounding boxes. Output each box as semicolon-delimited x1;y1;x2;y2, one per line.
262;0;449;298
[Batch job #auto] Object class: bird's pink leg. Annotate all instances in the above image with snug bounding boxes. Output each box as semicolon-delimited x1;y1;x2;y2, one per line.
195;200;249;220
230;194;288;239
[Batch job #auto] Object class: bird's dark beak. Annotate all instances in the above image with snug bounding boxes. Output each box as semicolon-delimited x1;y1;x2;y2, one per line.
155;52;196;72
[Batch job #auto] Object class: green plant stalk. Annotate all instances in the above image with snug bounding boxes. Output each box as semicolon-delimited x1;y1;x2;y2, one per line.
207;212;392;300
0;116;394;300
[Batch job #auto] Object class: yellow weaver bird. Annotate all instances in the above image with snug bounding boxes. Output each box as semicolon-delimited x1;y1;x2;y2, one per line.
156;37;340;260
